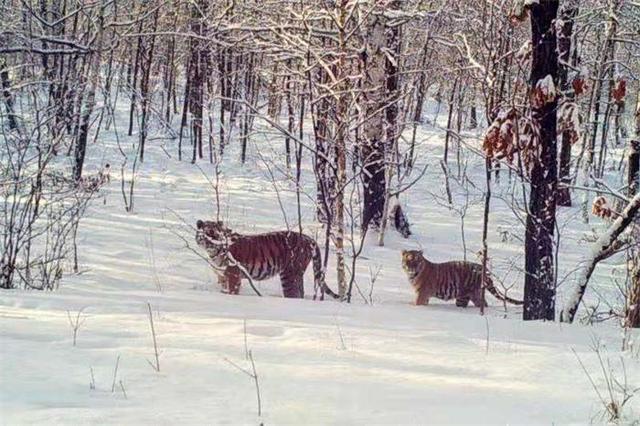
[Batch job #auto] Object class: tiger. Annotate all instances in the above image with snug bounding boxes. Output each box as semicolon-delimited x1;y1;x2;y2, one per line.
195;220;339;299
401;249;523;307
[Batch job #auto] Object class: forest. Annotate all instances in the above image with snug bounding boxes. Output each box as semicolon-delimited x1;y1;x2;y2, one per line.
1;0;640;424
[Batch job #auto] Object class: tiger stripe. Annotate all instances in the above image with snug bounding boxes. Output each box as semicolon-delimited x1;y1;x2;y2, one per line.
196;220;339;299
401;249;523;307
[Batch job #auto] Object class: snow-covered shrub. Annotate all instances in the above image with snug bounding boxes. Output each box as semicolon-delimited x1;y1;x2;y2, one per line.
0;102;108;290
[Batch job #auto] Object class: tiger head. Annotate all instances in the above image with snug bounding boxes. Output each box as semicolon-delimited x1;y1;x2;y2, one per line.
401;249;424;274
195;220;234;258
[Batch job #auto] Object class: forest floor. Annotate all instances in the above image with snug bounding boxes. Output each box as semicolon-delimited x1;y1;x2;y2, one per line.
1;103;639;425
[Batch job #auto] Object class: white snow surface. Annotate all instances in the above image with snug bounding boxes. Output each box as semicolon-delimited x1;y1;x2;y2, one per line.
1;102;639;425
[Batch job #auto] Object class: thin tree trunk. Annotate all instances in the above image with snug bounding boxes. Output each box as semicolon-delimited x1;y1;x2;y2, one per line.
334;1;350;299
562;192;640;323
480;158;492;316
625;258;640;328
377;1;401;245
623;94;640;328
361;9;387;233
285;65;293;170
0;58;18;130
443;78;459;165
127;20;143;136
139;8;159;163
556;0;579;207
178;61;191;161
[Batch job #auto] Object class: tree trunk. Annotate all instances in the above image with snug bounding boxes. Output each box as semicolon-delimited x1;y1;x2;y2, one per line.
556;0;578;207
139;8;159;163
0;58;18;130
74;5;104;182
127;19;143;137
628;95;640;198
577;0;619;221
523;0;559;321
189;1;207;163
377;0;401;245
562;192;640;322
360;9;387;233
625;258;640;328
625;95;640;328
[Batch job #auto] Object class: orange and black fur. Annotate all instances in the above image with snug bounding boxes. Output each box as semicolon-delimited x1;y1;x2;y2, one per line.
196;220;338;299
401;249;523;307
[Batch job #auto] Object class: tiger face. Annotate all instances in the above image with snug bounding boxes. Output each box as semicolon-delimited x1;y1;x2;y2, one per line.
401;249;423;273
195;220;232;259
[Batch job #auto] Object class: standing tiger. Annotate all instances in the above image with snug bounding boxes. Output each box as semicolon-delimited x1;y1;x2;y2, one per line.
401;249;523;307
195;220;339;299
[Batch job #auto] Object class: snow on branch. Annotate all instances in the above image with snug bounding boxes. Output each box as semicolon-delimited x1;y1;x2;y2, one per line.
482;108;540;171
561;193;640;323
532;75;557;109
558;101;582;144
510;0;539;23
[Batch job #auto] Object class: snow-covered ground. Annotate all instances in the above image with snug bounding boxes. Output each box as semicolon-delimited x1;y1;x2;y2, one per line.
1;103;639;425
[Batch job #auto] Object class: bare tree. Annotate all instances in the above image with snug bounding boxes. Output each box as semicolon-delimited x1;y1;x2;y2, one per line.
523;0;560;321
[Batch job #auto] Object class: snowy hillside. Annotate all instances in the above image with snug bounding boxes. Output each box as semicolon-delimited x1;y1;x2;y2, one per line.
1;102;639;425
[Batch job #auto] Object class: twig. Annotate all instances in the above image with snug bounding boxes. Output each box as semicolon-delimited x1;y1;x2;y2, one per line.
146;302;160;372
66;307;87;346
147;229;163;292
248;351;261;418
111;355;120;393
335;319;347;351
119;380;128;400
224;351;262;418
484;316;490;355
89;367;96;390
243;319;249;360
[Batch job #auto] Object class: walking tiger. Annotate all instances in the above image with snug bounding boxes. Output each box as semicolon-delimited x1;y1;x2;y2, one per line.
196;220;339;299
401;249;523;307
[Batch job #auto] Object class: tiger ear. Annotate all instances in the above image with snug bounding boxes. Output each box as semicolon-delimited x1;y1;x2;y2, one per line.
196;220;204;229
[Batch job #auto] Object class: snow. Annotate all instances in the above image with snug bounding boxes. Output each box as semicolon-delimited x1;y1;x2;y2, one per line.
558;101;582;142
1;100;639;424
535;75;557;106
562;192;640;323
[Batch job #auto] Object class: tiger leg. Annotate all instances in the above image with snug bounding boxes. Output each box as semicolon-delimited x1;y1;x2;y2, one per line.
415;290;430;306
455;297;470;308
280;271;304;299
217;273;230;293
471;289;487;307
224;270;242;295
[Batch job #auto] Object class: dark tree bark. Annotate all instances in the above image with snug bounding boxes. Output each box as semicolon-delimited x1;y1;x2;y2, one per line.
523;0;559;321
189;1;207;163
178;61;191;161
443;77;459;166
139;8;160;163
629;140;640;198
626;97;640;329
284;63;294;170
469;104;478;130
625;259;640;329
127;19;143;137
361;3;399;234
360;10;387;232
0;58;18;130
556;0;579;207
219;49;227;155
628;96;639;197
